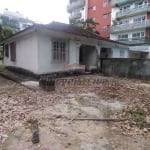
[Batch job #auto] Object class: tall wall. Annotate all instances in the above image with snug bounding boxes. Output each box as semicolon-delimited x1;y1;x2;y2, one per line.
102;58;150;80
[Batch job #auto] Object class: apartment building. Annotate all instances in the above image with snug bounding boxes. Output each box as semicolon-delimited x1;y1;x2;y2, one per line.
67;0;88;24
67;0;112;38
0;9;34;31
110;0;150;58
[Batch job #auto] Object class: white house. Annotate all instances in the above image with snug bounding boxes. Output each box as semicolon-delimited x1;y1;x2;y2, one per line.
2;22;129;75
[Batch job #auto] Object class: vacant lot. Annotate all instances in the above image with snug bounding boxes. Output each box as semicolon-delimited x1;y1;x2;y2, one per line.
0;75;150;150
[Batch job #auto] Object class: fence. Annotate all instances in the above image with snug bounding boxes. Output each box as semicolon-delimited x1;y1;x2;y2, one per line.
101;58;150;80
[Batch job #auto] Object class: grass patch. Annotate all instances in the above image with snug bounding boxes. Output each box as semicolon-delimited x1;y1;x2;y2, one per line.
0;64;4;70
129;106;146;129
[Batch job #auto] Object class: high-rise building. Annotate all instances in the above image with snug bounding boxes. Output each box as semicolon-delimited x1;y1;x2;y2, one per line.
0;9;34;31
67;0;88;24
110;0;150;58
67;0;112;38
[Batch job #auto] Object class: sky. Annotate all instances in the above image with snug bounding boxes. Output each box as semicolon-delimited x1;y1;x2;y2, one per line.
0;0;69;24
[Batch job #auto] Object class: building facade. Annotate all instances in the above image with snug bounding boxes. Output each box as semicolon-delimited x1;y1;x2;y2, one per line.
67;0;112;38
67;0;88;24
0;9;34;31
110;0;150;58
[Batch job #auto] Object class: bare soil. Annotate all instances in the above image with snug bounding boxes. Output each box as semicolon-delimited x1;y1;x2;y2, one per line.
0;75;150;150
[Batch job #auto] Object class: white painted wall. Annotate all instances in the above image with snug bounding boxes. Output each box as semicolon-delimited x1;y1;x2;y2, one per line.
37;33;69;74
4;33;39;73
112;48;128;58
37;31;98;74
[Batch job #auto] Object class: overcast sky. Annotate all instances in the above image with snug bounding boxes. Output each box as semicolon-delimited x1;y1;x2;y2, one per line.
0;0;69;24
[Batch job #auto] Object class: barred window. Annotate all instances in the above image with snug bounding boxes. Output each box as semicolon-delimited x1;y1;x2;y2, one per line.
10;42;16;62
5;44;9;57
52;40;66;62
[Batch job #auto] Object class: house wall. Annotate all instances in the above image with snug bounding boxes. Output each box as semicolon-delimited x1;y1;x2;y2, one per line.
3;33;39;73
37;31;99;74
37;33;70;74
112;47;129;58
99;43;129;58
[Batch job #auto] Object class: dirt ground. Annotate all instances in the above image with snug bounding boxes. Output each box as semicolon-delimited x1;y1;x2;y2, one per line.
0;75;150;150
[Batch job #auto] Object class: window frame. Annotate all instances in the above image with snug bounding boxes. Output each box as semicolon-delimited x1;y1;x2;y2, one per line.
4;44;9;57
52;40;66;62
10;42;16;62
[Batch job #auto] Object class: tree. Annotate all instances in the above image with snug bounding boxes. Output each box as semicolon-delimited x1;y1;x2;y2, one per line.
1;15;20;31
71;18;100;35
0;25;15;41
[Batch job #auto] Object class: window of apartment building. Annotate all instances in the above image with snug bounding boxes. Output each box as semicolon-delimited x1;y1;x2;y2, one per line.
118;34;128;40
92;17;96;22
52;40;66;62
120;20;129;25
10;42;16;62
132;32;145;39
103;0;110;7
93;6;96;11
88;6;96;11
4;44;9;57
102;12;111;19
102;25;110;31
135;1;147;8
133;16;146;23
120;5;130;12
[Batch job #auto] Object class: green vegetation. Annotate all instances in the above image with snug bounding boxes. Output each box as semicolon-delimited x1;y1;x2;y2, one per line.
0;25;15;41
129;106;146;129
70;18;100;34
0;64;4;70
0;46;3;60
1;15;20;31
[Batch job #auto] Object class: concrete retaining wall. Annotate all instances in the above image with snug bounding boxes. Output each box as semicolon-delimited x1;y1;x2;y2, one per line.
102;59;150;80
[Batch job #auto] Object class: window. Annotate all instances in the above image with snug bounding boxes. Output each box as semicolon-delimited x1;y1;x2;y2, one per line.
52;40;66;62
118;34;128;41
103;0;110;7
102;26;107;31
103;12;111;19
120;5;130;12
10;42;16;61
133;16;146;23
120;19;129;25
93;6;96;11
88;6;96;11
120;50;125;57
5;44;9;57
92;17;96;22
102;25;110;31
132;32;145;39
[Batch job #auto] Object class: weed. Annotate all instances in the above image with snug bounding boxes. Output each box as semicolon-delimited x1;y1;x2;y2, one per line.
129;106;146;129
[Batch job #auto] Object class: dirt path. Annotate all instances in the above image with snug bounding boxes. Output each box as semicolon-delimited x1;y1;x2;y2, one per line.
0;75;149;150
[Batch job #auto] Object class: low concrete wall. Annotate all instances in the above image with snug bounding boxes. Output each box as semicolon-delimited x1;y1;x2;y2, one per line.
102;59;150;80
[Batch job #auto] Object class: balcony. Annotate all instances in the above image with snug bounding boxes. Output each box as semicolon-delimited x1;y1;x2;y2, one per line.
111;0;136;7
129;45;150;52
117;37;150;45
111;20;150;33
69;12;82;20
116;4;150;19
67;0;85;13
